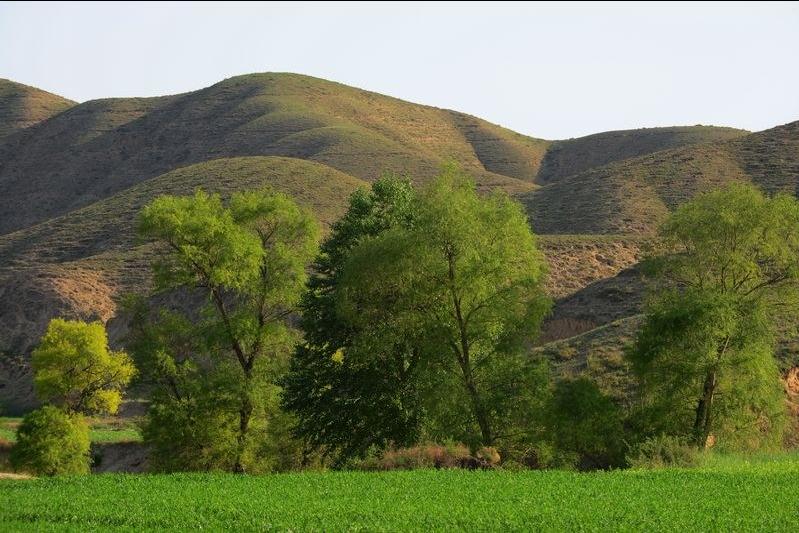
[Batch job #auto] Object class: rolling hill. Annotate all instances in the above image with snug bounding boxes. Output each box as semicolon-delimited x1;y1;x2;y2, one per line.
535;125;748;184
0;156;366;351
0;72;797;414
0;79;75;140
525;120;799;234
0;73;545;236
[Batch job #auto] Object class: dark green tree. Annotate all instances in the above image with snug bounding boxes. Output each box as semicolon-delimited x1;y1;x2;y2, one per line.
544;378;626;470
336;165;551;448
281;176;423;461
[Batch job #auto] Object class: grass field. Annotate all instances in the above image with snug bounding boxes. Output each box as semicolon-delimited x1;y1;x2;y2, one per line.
0;417;141;444
1;459;798;531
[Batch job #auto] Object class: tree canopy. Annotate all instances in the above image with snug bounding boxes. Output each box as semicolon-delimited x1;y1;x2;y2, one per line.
135;188;320;472
334;165;550;449
630;183;799;449
32;318;136;415
281;176;423;460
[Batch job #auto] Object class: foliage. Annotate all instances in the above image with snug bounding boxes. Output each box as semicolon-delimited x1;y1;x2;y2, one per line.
544;378;626;470
627;434;701;469
282;176;424;460
31;319;136;415
354;442;472;471
135;188;319;472
3;464;799;530
1;416;140;444
336;164;551;449
9;406;90;476
630;290;786;450
630;183;799;449
351;442;501;471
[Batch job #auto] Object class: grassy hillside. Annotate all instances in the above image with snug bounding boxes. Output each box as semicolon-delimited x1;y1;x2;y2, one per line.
0;156;365;362
536;316;642;405
0;73;796;418
0;156;366;413
446;111;551;181
526;121;799;234
0;156;365;270
536;125;748;184
1;73;755;237
0;79;74;140
0;73;542;236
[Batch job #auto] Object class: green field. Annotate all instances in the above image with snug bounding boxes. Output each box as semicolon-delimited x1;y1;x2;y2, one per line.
0;417;141;444
1;461;798;531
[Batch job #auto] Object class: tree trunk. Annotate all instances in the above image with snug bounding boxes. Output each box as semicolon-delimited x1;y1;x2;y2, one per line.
233;395;253;473
693;370;716;447
463;366;493;446
446;247;493;447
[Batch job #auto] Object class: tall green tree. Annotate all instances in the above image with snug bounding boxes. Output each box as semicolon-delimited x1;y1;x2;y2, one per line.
281;176;423;460
336;165;550;448
32;318;136;415
629;183;799;449
137;189;319;472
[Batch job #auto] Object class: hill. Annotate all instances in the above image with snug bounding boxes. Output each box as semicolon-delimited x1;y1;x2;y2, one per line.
0;155;365;345
0;73;546;236
535;125;748;184
526;121;799;234
0;74;760;237
0;79;74;140
0;156;365;413
1;72;797;415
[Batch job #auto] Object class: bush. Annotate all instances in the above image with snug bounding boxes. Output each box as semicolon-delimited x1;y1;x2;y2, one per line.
10;406;91;476
354;442;499;471
142;397;240;473
545;378;627;470
627;434;700;469
143;392;310;474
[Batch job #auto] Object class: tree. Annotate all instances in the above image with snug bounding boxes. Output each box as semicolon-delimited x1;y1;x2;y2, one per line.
10;405;91;476
629;183;799;449
32;318;136;415
336;165;551;448
137;189;319;472
281;176;424;461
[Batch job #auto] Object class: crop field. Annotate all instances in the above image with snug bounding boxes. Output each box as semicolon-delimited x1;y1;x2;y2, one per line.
2;459;798;531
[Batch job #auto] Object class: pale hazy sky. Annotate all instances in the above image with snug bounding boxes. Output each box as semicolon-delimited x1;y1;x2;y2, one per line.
1;1;797;139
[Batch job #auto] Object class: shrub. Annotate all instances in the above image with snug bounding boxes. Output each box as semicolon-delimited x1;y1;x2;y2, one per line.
142;391;309;474
627;434;700;469
10;406;91;476
476;446;501;466
545;377;627;470
141;397;240;473
354;442;500;471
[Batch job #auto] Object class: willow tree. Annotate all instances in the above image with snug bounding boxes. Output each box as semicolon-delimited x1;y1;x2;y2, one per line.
137;189;319;472
336;166;550;448
630;183;799;449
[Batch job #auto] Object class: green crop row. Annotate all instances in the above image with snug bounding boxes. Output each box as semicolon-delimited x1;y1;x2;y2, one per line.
2;461;798;531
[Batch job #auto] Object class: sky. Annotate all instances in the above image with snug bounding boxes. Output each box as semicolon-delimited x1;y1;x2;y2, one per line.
1;1;798;139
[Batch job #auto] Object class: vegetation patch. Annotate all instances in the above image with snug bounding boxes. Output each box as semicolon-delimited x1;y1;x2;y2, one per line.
1;464;798;530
